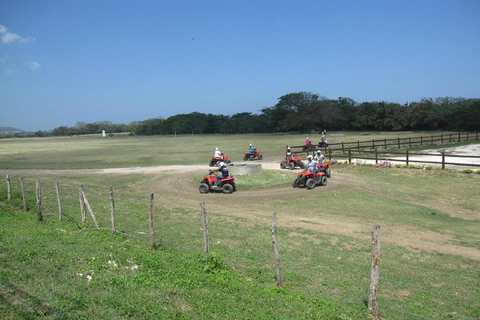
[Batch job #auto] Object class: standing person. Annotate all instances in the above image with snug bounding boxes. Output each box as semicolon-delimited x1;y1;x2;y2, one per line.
214;147;222;158
286;147;293;165
248;143;254;152
214;162;229;187
314;150;324;166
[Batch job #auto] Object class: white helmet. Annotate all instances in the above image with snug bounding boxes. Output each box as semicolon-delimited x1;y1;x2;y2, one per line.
219;162;225;167
307;155;313;160
317;150;322;154
287;146;291;150
215;147;219;151
250;143;252;146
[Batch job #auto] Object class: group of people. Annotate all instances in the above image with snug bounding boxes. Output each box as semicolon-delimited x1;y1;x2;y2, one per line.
285;146;324;168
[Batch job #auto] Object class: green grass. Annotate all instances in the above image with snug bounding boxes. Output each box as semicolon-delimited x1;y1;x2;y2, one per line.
1;133;479;319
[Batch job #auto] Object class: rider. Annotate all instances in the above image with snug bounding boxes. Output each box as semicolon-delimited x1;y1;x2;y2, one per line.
306;155;319;173
214;147;222;158
314;150;324;166
305;137;312;147
248;143;254;153
286;147;293;165
214;162;229;187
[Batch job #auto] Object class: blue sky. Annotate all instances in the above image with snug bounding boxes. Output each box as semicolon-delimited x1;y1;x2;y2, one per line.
1;0;479;132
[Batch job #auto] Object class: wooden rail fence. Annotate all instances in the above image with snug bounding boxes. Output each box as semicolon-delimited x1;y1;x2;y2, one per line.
289;132;479;154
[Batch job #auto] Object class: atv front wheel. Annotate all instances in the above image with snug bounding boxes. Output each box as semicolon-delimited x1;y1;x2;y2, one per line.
243;155;248;161
199;183;210;194
209;161;214;167
298;161;305;169
306;178;316;189
259;155;263;160
249;155;255;161
280;162;286;169
222;183;234;194
325;168;331;178
288;162;295;170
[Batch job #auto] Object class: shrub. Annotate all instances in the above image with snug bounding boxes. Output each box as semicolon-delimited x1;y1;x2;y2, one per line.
464;169;473;174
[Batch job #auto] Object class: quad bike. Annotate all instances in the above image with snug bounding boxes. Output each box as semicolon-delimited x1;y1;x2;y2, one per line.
302;143;315;152
243;149;263;161
318;162;331;178
209;154;231;167
292;168;327;189
318;140;328;148
199;170;236;194
280;154;305;170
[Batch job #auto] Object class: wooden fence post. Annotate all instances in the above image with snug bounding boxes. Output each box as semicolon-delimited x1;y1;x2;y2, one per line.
79;185;86;224
420;136;423;146
458;132;461;143
55;182;62;221
20;177;27;212
442;151;445;170
375;149;378;164
342;142;345;153
149;193;156;249
328;148;332;161
372;139;375;149
109;186;116;234
81;189;100;230
368;223;381;320
406;149;409;166
201;201;210;254
36;180;43;221
431;135;433;144
384;139;387;149
397;138;400;149
348;149;352;164
6;174;11;201
357;140;360;151
271;212;283;287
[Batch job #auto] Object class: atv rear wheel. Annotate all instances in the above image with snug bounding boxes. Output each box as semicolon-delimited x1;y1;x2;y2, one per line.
199;183;210;194
249;155;255;161
325;168;331;178
209;161;214;167
243;155;248;161
288;162;295;170
259;155;263;160
319;176;327;186
298;161;305;169
222;183;234;194
226;160;231;164
306;178;316;189
292;177;301;188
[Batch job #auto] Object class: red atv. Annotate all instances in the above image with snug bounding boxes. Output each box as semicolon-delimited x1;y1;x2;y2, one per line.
209;154;231;167
243;149;263;161
292;168;327;189
318;162;331;178
199;170;236;194
280;154;304;170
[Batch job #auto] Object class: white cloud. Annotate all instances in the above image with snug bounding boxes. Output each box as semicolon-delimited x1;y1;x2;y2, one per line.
25;61;41;71
0;24;36;44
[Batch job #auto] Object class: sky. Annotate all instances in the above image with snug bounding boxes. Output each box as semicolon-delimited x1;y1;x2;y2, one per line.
1;0;479;132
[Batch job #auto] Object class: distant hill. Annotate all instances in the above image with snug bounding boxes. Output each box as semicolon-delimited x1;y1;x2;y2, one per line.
0;127;27;134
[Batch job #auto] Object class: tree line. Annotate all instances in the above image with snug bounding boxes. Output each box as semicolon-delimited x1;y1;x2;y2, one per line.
6;92;479;138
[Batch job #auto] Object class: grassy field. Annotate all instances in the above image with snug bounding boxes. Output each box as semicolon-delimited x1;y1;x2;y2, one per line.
0;132;479;319
0;131;465;169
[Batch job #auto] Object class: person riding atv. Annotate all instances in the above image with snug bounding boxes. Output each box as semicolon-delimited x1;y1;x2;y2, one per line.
199;162;236;194
281;147;304;170
292;156;327;189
